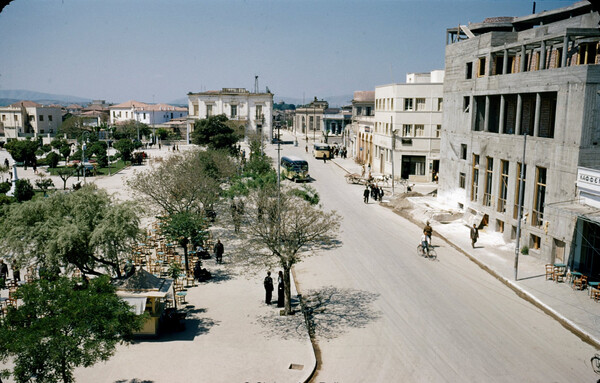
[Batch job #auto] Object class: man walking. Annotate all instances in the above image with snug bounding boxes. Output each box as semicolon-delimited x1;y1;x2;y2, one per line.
470;224;479;248
214;239;224;264
363;186;370;203
264;271;274;305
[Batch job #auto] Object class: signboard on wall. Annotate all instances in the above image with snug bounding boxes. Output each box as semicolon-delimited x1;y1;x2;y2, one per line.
577;167;600;195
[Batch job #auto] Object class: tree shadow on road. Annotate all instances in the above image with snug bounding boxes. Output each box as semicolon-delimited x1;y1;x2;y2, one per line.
256;286;381;341
301;286;382;340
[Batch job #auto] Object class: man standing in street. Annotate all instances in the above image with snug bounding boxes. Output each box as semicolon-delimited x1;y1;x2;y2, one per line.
363;186;370;204
214;239;224;264
470;224;479;248
264;271;274;305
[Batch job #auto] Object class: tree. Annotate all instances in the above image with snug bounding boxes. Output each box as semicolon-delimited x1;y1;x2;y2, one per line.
191;114;240;152
14;179;34;202
242;186;341;315
0;185;141;279
159;212;208;273
35;175;55;197
127;149;235;220
46;151;61;168
112;121;151;140
51;138;72;161
58;115;86;138
89;141;108;168
4;139;38;167
56;167;75;190
114;139;134;162
0;276;144;383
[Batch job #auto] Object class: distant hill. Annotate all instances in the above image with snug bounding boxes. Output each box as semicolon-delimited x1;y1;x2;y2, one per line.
0;90;92;106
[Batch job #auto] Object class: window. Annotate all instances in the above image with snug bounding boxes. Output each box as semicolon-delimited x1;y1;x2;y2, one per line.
15;115;18;122
402;156;426;176
437;98;443;111
391;99;394;110
539;92;557;138
366;107;372;116
498;160;509;213
531;234;541;250
461;144;467;160
466;62;473;79
404;98;414;111
494;55;504;75
402;124;412;137
309;116;314;130
414;125;424;137
496;220;504;233
463;96;470;112
193;102;199;116
474;96;485;131
231;105;237;118
436;125;441;138
207;105;213;117
356;107;362;116
1;115;4;121
471;154;480;201
143;113;146;119
39;115;44;121
416;98;426;111
256;105;263;120
29;115;35;122
478;57;486;77
483;157;493;207
578;43;597;65
125;112;128;118
532;166;547;226
520;93;536;136
459;172;466;189
514;163;527;219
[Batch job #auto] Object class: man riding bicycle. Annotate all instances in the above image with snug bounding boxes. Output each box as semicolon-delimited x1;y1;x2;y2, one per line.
420;230;431;256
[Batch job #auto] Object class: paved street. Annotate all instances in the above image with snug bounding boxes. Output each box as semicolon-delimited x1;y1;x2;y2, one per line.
269;136;598;382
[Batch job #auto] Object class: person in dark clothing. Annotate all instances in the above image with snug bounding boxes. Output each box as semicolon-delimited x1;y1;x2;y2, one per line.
0;260;8;288
264;271;274;305
277;271;284;308
363;186;370;203
470;224;479;248
11;261;20;282
214;239;224;264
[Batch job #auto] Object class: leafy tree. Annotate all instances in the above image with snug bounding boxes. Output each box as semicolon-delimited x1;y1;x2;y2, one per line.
166;262;183;310
112;121;151;140
192;114;240;152
52;138;72;161
0;276;144;383
4;139;38;167
46;151;61;168
0;182;10;194
114;139;134;162
156;128;170;141
0;185;141;279
58;115;86;139
35;175;55;197
241;186;341;315
159;212;207;273
14;179;34;202
89;141;108;168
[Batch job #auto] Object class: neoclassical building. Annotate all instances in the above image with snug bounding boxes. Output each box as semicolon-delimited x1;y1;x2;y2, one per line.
0;101;63;143
187;88;273;141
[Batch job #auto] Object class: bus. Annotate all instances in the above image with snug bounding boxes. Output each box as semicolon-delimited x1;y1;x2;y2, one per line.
313;143;330;159
280;156;309;182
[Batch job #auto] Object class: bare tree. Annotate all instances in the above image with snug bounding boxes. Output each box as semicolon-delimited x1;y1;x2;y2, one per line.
242;186;341;315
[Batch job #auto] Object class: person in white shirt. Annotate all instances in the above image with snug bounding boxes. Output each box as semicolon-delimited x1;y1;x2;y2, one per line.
420;230;431;255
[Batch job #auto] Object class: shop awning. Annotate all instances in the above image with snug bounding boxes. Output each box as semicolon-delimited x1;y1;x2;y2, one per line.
122;296;147;315
545;200;600;225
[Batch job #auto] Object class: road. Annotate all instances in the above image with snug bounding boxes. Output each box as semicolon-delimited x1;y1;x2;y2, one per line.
269;137;598;382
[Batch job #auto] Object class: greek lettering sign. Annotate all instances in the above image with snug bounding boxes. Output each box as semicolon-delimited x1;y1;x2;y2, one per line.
577;167;600;194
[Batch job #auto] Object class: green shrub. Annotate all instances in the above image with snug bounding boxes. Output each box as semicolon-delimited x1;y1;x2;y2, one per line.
521;246;529;255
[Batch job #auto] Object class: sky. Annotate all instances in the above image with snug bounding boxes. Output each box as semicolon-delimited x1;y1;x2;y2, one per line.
0;0;579;105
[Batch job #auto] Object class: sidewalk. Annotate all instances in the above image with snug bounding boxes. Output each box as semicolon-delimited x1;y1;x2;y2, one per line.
330;156;600;348
0;146;316;383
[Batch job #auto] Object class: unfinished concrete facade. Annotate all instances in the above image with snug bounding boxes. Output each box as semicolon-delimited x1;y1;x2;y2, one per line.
438;1;600;266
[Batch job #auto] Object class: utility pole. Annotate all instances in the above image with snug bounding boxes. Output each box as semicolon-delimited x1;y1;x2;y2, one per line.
514;133;527;280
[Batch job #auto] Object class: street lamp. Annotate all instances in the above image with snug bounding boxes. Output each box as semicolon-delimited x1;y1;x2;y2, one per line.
81;131;90;184
391;125;398;196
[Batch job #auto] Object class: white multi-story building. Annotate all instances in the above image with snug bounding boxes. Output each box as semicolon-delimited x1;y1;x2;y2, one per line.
187;88;273;140
373;71;444;182
0;101;63;143
351;91;375;162
109;101;188;126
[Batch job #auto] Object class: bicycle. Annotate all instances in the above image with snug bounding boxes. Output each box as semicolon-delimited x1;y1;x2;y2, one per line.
591;353;600;376
417;244;437;260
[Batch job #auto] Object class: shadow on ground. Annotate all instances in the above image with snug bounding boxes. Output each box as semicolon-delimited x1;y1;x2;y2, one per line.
257;286;381;341
138;307;220;343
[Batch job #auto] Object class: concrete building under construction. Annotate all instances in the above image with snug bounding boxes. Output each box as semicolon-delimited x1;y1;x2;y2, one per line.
438;1;600;279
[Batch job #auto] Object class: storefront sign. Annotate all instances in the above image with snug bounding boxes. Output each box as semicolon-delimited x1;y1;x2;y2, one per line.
577;167;600;194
